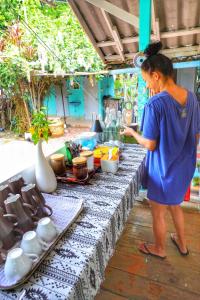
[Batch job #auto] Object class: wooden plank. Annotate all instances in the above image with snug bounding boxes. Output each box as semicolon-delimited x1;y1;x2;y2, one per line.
101;9;124;61
97;27;200;48
105;45;200;61
151;0;160;41
116;242;200;273
95;289;128;300
85;0;139;28
151;0;157;37
108;249;200;295
96;200;200;300
117;222;200;253
101;267;200;300
161;27;200;38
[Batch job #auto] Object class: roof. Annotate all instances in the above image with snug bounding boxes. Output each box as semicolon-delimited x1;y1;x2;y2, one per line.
68;0;200;66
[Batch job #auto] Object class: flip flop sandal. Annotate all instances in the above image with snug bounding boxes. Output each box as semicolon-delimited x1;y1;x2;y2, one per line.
139;243;167;260
170;234;189;256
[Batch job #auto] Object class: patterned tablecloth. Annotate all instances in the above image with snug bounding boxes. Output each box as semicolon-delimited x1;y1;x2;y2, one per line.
1;144;146;300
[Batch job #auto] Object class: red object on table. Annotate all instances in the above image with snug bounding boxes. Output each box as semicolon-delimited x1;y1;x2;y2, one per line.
184;186;190;201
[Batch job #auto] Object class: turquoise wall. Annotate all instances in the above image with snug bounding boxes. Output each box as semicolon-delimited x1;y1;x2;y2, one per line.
66;77;84;118
44;76;114;119
138;0;152;124
43;85;56;116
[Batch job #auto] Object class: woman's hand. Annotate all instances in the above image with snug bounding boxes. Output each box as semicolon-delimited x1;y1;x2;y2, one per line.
120;126;134;137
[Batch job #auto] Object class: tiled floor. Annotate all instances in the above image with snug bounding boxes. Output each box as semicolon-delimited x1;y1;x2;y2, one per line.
95;200;200;300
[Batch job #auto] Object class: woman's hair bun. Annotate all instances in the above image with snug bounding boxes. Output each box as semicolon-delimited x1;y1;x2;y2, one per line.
144;41;162;57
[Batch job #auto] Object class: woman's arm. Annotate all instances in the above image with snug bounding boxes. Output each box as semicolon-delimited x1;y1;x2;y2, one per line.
120;127;157;151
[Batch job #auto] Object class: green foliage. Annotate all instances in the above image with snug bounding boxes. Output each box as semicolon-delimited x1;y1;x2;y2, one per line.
0;0;104;129
0;0;104;74
0;0;22;29
114;74;138;100
0;58;27;97
29;107;51;144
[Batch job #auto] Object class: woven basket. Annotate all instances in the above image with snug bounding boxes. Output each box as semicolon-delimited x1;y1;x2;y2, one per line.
49;119;64;137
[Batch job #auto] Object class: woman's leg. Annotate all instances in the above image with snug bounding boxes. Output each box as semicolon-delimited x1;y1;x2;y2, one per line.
139;200;167;257
168;205;187;253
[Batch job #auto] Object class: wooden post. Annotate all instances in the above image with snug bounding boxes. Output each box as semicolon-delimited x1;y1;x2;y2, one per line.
138;0;152;125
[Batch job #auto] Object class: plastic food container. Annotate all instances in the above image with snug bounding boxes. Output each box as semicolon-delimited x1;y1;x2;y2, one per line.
74;132;97;150
101;158;119;174
80;151;94;172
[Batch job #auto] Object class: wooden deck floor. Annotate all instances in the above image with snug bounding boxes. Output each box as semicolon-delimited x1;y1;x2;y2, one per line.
95;201;200;300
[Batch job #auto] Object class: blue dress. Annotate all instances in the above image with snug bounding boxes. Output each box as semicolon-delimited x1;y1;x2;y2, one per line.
141;91;200;205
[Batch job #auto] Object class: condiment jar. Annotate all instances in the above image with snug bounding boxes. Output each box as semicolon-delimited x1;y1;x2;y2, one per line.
80;151;94;172
72;157;88;180
50;154;66;175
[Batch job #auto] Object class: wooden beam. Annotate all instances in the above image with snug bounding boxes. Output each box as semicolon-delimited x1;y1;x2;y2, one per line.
97;40;116;47
85;0;139;28
161;27;200;38
151;0;156;36
105;45;200;61
68;0;105;63
97;27;200;48
151;0;160;40
113;26;123;52
101;9;124;61
34;70;109;77
155;19;160;40
161;45;200;57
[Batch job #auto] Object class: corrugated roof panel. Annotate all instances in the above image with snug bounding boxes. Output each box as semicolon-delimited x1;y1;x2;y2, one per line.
69;0;200;66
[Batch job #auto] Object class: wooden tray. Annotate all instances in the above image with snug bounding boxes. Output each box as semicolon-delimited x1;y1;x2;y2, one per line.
0;194;83;290
56;165;101;185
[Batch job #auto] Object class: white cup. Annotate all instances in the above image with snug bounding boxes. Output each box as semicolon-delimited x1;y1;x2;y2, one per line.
4;248;37;282
20;231;48;257
36;217;58;243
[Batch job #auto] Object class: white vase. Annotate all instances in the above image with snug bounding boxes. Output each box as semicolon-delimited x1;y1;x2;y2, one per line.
35;140;57;193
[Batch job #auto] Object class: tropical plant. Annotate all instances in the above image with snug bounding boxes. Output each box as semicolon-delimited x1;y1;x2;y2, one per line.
29;107;51;144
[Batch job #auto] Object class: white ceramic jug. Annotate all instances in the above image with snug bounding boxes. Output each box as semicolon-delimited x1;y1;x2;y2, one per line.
35;141;57;193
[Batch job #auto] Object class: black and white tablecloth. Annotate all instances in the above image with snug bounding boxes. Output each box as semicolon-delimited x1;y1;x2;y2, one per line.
1;144;146;300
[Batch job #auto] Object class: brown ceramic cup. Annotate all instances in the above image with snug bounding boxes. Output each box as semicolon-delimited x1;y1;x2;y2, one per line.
0;185;12;213
8;175;25;194
4;194;35;233
0;240;7;264
0;209;23;250
21;184;53;218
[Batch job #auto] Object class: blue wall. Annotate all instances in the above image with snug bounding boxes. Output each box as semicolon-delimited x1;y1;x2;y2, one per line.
44;76;114;119
66;77;84;118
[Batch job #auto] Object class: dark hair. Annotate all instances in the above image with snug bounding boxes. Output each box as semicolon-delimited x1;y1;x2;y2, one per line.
141;42;174;77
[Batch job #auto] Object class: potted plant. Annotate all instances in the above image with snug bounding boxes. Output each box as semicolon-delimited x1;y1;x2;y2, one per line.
29;107;57;193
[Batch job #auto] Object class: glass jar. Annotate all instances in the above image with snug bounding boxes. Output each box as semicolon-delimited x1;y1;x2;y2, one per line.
50;154;66;175
72;157;88;180
80;151;94;172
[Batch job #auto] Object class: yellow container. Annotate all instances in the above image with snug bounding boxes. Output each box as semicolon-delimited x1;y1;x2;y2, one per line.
94;146;119;159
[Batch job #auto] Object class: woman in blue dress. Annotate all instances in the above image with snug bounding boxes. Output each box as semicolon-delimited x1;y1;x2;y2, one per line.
121;42;200;259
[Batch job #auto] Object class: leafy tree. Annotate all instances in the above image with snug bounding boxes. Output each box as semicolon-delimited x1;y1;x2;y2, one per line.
0;0;104;132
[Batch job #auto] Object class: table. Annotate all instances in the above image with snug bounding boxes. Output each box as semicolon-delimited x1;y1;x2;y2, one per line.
0;144;146;300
